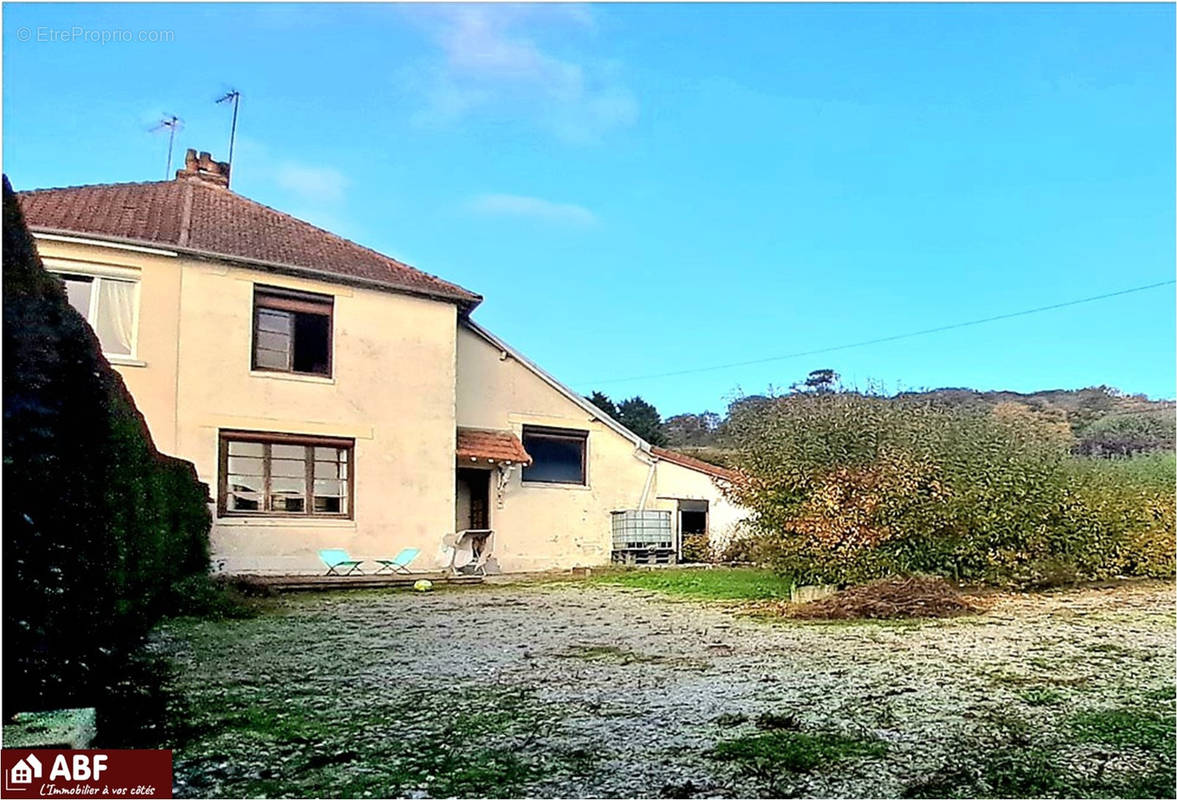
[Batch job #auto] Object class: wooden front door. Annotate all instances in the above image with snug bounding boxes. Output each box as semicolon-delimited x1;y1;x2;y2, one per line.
456;468;491;531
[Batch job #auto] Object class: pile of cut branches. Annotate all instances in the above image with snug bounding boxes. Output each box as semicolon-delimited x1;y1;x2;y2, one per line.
783;576;987;620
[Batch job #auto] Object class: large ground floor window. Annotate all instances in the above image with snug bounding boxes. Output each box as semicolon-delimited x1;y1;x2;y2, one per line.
218;430;353;518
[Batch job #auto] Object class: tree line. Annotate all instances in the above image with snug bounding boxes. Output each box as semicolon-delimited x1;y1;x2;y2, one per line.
588;369;1175;461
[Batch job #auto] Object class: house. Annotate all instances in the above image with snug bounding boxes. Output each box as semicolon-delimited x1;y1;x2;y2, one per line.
16;149;748;574
10;759;32;784
9;754;42;784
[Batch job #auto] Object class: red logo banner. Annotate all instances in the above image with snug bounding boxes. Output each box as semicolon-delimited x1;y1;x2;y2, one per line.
1;750;172;798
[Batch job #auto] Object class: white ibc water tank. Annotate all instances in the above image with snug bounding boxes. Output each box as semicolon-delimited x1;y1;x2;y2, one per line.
610;509;673;550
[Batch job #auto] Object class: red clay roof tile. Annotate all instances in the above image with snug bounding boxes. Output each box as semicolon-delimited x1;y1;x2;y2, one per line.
17;179;481;307
457;428;532;465
650;446;741;482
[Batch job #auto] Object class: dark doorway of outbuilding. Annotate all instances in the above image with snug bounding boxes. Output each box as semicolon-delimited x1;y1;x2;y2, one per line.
678;499;709;562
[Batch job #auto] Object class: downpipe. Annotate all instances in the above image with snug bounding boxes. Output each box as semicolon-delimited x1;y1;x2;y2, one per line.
637;448;657;510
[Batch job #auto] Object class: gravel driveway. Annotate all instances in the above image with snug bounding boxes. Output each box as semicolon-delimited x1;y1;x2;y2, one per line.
161;578;1176;798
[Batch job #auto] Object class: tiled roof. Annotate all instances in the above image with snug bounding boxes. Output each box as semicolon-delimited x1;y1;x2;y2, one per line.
651;446;741;482
457;427;532;465
17;179;481;307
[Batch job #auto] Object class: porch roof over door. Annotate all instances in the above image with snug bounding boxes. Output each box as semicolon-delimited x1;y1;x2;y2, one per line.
456;427;532;466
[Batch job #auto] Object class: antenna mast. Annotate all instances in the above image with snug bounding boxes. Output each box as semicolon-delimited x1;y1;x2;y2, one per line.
216;89;241;186
150;115;183;179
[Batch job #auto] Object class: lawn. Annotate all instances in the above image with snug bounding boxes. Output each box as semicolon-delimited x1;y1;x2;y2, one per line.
590;566;793;601
151;578;1175;798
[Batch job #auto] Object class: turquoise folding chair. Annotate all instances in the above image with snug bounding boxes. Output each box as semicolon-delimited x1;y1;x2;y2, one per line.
319;548;365;576
374;547;420;575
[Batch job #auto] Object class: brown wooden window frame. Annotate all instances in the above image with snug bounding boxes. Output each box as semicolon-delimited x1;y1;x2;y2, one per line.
251;285;334;377
520;425;589;486
218;430;355;519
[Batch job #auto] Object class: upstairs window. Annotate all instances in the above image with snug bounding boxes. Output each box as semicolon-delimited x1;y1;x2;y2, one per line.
252;286;333;376
219;431;353;518
521;426;588;485
57;273;138;357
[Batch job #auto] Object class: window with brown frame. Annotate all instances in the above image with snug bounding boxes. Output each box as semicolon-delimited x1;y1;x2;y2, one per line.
521;426;588;485
252;286;333;376
218;431;353;518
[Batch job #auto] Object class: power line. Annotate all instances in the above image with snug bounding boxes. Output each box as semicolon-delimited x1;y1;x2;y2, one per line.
587;279;1176;386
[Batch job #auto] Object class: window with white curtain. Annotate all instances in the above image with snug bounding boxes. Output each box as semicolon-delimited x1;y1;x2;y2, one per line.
56;273;138;357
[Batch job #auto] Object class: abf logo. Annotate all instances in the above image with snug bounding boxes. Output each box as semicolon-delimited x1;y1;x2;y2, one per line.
0;748;171;797
9;753;42;784
5;752;107;791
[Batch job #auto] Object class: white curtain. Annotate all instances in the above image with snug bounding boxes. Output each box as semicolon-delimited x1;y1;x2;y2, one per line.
94;279;136;356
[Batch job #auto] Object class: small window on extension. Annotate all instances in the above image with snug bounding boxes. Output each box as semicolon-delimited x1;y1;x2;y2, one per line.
252;286;333;376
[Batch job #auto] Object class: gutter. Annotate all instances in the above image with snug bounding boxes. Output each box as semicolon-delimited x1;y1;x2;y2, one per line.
32;232;179;257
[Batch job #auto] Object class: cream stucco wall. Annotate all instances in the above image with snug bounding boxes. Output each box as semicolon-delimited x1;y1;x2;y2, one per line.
456;324;656;571
33;235;459;574
649;460;750;555
36;237;184;452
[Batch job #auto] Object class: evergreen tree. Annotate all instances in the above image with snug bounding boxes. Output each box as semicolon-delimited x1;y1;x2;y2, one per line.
617;396;667;445
587;390;618;419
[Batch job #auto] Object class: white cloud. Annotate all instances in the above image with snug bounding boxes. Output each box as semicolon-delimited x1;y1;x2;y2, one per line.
401;5;637;143
468;193;597;226
274;163;349;206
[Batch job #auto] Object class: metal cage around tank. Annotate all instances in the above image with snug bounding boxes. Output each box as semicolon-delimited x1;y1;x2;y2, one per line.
610;509;676;565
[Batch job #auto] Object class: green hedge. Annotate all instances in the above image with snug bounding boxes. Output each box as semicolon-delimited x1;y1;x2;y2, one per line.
2;176;211;712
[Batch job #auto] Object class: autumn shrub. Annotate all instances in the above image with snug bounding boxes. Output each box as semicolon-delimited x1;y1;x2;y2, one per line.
724;391;1175;586
680;532;713;563
1061;453;1175;579
715;532;763;563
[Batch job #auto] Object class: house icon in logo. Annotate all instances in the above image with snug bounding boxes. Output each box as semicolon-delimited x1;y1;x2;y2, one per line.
10;753;42;785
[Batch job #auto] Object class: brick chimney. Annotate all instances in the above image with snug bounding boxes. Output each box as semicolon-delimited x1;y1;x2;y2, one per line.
175;148;230;187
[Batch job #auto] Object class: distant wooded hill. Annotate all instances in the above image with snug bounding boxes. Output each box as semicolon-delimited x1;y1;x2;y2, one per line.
660;386;1175;466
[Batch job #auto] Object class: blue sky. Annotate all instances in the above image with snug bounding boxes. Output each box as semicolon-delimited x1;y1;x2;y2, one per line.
4;3;1174;416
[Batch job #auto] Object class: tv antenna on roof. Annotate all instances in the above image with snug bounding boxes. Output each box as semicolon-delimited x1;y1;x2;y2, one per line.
215;89;241;186
150;114;183;179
